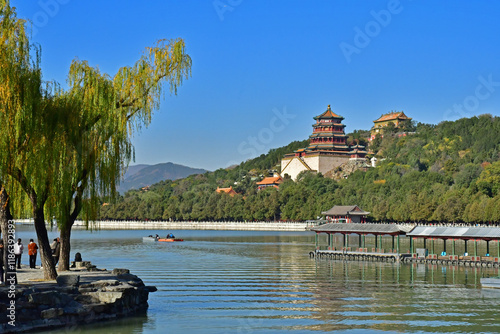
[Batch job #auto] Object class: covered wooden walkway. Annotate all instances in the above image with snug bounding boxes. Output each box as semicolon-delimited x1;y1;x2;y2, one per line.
310;223;500;267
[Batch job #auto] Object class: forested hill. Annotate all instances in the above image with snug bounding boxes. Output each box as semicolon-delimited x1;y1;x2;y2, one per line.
100;115;500;223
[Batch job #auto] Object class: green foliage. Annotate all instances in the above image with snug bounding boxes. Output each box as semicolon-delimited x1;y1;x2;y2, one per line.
101;114;500;224
476;161;500;197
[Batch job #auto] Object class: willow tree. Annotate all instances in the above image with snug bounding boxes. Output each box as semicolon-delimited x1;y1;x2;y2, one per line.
0;0;60;279
1;0;191;278
52;40;191;271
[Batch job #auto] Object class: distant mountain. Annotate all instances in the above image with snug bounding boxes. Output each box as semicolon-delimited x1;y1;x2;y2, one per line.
122;164;150;180
118;162;208;194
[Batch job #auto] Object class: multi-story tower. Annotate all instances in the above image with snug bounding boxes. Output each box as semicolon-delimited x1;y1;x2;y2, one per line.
281;105;363;180
306;105;350;154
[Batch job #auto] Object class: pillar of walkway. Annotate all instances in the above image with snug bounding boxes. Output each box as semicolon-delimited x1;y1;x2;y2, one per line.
315;233;319;250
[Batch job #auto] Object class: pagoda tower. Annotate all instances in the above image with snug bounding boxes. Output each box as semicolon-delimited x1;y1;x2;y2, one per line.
306;105;350;154
281;105;357;180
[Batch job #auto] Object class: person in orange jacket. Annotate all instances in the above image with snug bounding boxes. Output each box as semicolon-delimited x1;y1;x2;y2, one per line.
28;239;39;269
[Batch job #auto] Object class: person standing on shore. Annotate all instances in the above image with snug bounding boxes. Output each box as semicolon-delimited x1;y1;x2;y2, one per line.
13;238;23;269
51;238;61;266
28;239;38;269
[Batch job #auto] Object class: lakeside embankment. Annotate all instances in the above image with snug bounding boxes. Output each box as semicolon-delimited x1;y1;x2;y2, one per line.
0;265;156;333
16;219;313;231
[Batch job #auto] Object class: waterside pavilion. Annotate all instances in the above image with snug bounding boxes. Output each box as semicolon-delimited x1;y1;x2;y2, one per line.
321;205;370;224
311;223;500;266
311;223;411;253
407;226;500;261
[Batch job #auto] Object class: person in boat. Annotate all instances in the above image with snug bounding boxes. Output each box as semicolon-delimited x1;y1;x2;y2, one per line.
167;233;175;239
155;234;159;239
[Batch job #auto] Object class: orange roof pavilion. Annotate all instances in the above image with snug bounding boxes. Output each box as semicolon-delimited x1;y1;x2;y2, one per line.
216;186;238;196
256;175;283;190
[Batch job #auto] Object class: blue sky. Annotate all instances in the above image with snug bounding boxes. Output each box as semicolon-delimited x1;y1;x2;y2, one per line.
12;0;500;171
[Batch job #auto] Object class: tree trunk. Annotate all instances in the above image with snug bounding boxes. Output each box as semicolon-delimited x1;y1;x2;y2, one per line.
58;222;72;271
58;187;83;271
0;186;15;284
32;206;57;279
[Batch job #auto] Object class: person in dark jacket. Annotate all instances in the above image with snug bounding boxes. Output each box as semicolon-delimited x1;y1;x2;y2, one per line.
50;238;61;265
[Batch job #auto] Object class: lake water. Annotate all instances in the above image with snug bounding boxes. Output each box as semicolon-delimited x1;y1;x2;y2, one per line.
15;226;500;334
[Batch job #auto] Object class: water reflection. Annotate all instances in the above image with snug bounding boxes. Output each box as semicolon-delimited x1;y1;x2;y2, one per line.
13;226;500;333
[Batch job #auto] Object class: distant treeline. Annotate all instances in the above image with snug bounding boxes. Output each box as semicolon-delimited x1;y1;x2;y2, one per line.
100;115;500;223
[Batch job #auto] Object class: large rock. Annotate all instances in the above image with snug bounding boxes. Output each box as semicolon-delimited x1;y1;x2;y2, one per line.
28;291;73;306
56;274;80;287
41;308;64;319
81;279;119;289
112;268;130;275
87;291;124;304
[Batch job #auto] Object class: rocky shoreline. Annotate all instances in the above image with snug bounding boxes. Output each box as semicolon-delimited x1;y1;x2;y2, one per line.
0;266;157;333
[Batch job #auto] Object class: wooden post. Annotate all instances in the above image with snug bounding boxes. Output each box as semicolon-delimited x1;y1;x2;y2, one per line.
432;238;435;255
452;239;455;256
358;234;362;248
392;235;395;251
443;239;447;253
486;240;490;255
315;233;319;250
379;235;382;251
424;238;427;249
345;233;349;248
465;240;468;254
375;234;378;249
362;234;366;249
474;239;477;256
410;237;413;254
397;235;400;254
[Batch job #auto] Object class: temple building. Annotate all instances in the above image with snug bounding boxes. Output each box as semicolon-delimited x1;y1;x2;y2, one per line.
281;105;367;180
256;175;283;190
370;111;412;141
349;144;368;161
216;186;238;197
321;205;370;223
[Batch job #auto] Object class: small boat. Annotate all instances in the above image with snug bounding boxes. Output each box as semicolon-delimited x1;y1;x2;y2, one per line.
481;277;500;289
142;236;159;242
158;238;184;242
